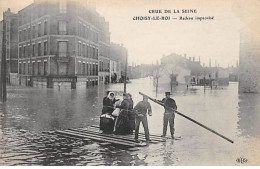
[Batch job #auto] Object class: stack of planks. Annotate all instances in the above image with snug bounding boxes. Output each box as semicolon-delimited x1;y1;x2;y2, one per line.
55;125;166;148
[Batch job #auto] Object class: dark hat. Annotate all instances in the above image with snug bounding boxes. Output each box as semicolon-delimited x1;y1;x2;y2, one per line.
165;92;171;96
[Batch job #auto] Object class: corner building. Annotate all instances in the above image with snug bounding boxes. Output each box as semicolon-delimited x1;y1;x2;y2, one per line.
17;0;110;88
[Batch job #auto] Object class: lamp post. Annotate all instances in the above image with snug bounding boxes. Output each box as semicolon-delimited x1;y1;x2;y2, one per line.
1;11;7;102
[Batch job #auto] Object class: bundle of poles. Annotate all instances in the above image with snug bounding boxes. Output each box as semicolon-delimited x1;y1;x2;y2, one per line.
139;92;234;144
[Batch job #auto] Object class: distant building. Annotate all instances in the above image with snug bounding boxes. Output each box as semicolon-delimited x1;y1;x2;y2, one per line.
109;43;127;83
239;25;260;93
129;64;154;79
159;53;229;87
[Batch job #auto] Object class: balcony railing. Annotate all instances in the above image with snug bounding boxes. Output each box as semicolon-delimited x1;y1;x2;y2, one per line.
59;31;67;35
57;52;69;57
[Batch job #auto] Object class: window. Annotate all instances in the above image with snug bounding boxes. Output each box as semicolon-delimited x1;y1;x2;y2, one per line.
19;63;22;74
78;42;81;56
28;27;31;39
44;21;47;35
78;22;81;36
86;63;89;75
96;64;98;75
60;0;67;13
32;26;36;38
44;62;47;75
23;46;26;58
38;42;41;56
96;49;98;59
37;62;41;75
23;30;26;41
83;25;86;38
93;63;95;76
19;47;22;58
38;23;41;37
44;41;48;55
23;63;26;74
58;21;67;35
19;31;22;41
82;44;85;57
58;41;68;57
87;45;89;57
92;47;94;58
78;62;81;75
32;62;35;75
90;64;92;75
32;44;35;57
82;63;85;74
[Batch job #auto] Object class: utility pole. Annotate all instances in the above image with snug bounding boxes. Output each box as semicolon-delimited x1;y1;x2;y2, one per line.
123;50;128;93
1;12;7;102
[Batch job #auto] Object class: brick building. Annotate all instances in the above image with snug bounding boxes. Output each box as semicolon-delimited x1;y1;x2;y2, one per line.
0;9;19;85
16;0;110;88
0;0;128;89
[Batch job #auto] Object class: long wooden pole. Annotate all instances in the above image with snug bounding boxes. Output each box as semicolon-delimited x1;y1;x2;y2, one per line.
139;92;234;144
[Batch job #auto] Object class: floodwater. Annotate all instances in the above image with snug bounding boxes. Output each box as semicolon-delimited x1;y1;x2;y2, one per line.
0;77;259;166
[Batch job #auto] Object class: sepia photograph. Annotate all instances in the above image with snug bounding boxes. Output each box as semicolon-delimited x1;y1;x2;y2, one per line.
0;0;259;166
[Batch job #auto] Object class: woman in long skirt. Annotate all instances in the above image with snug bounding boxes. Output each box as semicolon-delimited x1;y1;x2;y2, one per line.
114;93;130;135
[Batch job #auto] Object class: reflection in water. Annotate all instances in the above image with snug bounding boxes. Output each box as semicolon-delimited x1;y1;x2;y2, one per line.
0;79;260;165
238;93;260;137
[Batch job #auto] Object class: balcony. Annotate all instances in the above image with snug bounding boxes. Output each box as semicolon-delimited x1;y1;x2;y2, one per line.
57;52;69;57
59;31;67;35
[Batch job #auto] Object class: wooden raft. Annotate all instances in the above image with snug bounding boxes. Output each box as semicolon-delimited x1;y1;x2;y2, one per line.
55;125;166;148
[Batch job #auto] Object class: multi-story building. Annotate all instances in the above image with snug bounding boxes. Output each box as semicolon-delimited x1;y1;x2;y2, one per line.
0;0;128;89
0;9;19;85
16;0;108;88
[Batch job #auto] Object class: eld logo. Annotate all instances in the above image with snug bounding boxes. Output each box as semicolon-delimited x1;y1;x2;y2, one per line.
236;157;248;164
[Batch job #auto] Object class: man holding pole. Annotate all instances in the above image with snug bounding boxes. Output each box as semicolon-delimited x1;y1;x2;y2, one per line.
161;92;177;139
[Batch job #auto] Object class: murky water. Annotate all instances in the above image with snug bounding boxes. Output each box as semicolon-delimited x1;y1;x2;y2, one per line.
0;78;259;166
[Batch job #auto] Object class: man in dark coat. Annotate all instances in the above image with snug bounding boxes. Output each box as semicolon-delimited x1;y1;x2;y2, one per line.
161;92;177;139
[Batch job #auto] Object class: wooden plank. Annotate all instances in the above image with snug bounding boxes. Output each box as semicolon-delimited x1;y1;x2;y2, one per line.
85;127;165;142
76;127;164;143
65;129;147;146
89;125;165;141
56;130;138;147
69;128;160;144
57;129;147;147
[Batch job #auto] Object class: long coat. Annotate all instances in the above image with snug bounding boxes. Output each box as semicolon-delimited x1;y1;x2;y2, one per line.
114;99;130;135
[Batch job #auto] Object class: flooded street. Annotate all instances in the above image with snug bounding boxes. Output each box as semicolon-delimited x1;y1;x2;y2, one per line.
0;77;260;166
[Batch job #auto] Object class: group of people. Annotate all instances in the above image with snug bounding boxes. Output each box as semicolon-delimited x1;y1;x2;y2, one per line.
100;91;135;135
100;91;177;142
